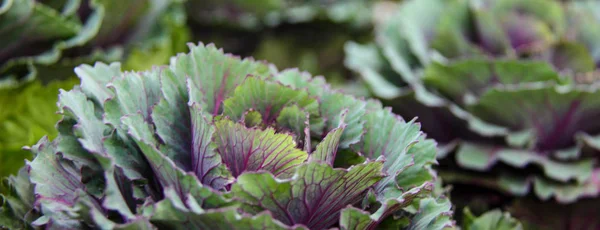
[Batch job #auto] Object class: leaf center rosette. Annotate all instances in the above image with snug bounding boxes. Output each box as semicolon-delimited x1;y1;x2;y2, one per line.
0;43;454;229
345;0;600;206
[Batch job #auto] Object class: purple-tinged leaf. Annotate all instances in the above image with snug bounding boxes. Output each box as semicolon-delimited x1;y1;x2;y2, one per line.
28;137;101;228
145;187;303;230
232;162;384;229
189;104;232;189
275;105;312;150
501;13;553;54
467;85;600;152
150;69;192;168
169;43;271;116
214;119;308;178
122;113;229;208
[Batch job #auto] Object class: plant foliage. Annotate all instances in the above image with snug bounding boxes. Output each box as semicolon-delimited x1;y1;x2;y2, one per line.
0;0;190;180
0;43;454;230
346;0;600;206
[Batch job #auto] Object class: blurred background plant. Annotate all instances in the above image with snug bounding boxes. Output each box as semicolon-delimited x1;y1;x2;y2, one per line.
0;0;190;186
345;0;600;227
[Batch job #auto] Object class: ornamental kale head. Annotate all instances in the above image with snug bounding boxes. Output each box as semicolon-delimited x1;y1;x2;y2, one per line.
0;43;455;230
345;0;600;208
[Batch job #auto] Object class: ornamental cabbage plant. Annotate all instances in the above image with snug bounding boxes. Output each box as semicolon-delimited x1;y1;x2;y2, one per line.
0;43;455;229
345;0;600;214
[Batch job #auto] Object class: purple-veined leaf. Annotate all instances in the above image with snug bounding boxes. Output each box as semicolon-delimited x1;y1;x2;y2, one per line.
214;119;308;179
169;43;271;116
122;113;230;208
145;187;304;230
27;137;101;229
223;76;318;126
232;161;384;229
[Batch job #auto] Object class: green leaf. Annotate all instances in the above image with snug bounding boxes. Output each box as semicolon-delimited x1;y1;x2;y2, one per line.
275;105;311;149
223;76;318;125
319;93;366;148
58;88;107;155
272;69;365;147
354;105;433;195
547;42;596;73
343;42;405;99
309;124;345;165
393;0;445;65
339;206;374;230
407;197;455;230
463;208;523;230
348;102;438;223
456;142;593;183
423;60;562;104
123;2;191;71
104;166;137;217
75;62;120;104
0;167;38;229
566;1;600;64
105;69;162;122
